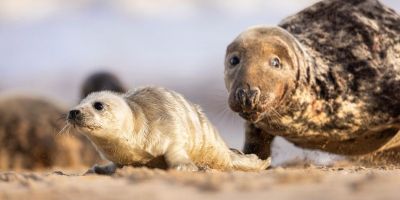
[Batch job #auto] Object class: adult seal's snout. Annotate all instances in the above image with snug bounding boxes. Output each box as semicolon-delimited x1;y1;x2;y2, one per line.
234;87;260;110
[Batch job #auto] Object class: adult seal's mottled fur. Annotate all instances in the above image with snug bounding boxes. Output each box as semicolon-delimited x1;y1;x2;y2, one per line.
65;87;270;173
224;0;400;161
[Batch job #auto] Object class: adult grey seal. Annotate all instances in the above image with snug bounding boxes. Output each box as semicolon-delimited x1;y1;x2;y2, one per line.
224;0;400;162
65;87;270;173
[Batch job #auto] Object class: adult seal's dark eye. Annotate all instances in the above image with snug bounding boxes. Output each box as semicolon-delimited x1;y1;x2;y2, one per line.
229;56;240;67
270;57;281;68
93;102;104;111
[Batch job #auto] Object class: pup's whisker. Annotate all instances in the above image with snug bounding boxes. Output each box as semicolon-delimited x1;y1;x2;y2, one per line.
58;124;70;135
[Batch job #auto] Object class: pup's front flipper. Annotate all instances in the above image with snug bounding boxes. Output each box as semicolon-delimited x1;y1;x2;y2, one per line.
230;150;271;171
229;148;244;155
170;162;199;171
85;163;119;175
165;145;198;171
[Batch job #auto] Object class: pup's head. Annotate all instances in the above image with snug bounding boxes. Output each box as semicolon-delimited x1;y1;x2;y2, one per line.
67;91;133;138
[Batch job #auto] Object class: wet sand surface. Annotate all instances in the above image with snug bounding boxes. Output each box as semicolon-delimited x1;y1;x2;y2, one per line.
1;165;399;200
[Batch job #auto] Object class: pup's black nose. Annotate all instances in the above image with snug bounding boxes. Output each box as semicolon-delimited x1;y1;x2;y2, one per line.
68;110;81;120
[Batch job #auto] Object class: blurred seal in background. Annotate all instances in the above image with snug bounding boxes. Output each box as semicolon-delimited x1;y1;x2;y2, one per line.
0;96;99;170
0;71;127;170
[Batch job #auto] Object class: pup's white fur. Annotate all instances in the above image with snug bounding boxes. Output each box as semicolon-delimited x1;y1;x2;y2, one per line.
68;87;270;172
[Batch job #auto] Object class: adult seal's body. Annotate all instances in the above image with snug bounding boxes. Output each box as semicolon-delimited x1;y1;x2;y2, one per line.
224;0;400;161
65;87;269;172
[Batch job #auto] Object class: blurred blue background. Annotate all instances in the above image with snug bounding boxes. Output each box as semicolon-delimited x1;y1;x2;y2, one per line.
0;0;399;165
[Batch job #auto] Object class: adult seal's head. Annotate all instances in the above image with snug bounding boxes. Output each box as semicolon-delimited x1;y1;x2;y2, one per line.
224;26;307;123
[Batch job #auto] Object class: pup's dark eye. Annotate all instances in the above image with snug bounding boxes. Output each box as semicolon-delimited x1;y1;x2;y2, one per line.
270;57;281;68
229;56;240;67
93;102;104;111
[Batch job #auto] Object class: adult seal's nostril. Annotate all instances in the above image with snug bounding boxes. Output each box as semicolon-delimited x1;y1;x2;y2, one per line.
248;88;261;108
68;110;81;120
236;88;247;106
235;87;261;109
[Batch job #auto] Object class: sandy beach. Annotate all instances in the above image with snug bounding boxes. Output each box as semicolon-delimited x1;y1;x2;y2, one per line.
1;165;399;200
1;1;400;200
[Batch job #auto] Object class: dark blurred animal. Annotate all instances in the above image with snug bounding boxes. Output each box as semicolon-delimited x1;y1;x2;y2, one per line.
80;71;126;99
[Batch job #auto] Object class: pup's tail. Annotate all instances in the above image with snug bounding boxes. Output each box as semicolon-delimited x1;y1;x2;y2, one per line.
229;148;271;171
